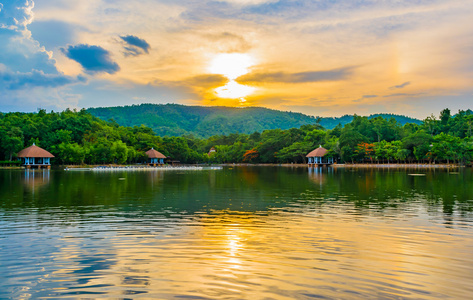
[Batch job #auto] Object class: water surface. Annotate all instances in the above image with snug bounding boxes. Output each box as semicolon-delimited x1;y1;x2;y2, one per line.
1;167;473;299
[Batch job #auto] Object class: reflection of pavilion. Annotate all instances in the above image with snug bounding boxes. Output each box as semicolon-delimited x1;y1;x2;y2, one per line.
22;169;51;193
308;166;334;185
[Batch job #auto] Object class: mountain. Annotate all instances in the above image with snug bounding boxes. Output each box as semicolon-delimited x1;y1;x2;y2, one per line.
87;104;421;138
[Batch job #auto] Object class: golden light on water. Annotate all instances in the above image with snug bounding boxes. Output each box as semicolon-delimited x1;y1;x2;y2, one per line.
208;53;256;101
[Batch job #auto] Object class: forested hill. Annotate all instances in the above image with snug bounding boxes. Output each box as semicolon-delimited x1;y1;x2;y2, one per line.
87;104;421;138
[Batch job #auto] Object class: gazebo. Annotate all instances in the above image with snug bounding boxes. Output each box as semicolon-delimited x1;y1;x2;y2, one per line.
146;148;166;166
17;143;54;169
208;147;216;156
306;145;334;166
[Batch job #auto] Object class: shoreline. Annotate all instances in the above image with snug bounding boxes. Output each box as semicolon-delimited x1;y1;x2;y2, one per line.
215;163;465;169
0;163;468;170
333;163;462;169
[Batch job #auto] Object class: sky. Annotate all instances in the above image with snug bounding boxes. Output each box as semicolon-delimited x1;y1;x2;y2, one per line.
0;0;472;118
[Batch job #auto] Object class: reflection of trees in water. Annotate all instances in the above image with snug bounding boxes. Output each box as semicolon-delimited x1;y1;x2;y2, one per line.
1;167;473;223
305;167;473;220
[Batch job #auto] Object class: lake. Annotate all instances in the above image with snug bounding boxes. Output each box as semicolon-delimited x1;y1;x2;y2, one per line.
1;166;473;299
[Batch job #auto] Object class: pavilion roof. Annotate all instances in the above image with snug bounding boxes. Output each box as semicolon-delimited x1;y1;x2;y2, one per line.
146;148;166;158
17;144;54;158
306;146;327;157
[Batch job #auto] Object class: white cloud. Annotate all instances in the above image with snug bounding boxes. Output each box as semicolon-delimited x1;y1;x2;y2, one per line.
219;0;279;5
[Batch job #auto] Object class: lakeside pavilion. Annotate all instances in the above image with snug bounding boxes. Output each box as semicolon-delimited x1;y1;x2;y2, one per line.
17;143;54;169
146;148;166;166
306;145;334;166
208;147;216;156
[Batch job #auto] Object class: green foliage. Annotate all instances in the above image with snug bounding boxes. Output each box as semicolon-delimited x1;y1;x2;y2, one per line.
0;107;470;166
87;104;421;138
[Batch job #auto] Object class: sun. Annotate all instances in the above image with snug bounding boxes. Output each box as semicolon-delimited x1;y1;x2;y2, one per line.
209;53;253;80
214;81;255;99
208;53;256;100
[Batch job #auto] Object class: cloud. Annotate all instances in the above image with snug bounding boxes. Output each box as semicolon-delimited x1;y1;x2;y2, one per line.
182;74;229;89
119;35;151;56
0;0;86;112
220;0;279;5
29;20;80;49
353;94;378;102
0;69;85;90
237;67;353;84
0;0;34;31
390;81;411;89
151;74;228;91
204;32;252;53
383;93;424;98
0;0;57;74
61;44;120;74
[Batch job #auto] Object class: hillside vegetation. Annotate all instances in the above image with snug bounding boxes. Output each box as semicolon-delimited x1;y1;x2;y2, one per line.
1;107;472;166
87;104;421;137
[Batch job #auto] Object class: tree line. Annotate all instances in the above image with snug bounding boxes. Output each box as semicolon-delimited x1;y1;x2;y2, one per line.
1;108;472;166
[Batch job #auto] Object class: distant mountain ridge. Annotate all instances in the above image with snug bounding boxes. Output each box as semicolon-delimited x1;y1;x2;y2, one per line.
87;103;421;138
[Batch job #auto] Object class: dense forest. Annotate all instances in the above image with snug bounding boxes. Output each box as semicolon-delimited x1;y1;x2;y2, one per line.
0;108;472;166
88;104;421;137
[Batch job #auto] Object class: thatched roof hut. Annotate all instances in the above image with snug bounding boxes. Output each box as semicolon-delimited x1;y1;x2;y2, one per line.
208;147;216;156
145;148;166;159
306;145;333;165
146;148;166;166
306;145;327;158
17;144;54;168
17;144;54;158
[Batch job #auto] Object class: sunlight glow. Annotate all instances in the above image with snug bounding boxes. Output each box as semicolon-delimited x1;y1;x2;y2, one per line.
214;80;256;99
209;53;256;100
209;53;254;80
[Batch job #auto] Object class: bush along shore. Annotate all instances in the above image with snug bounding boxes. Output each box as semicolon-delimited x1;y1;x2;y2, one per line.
1;108;472;166
334;163;462;169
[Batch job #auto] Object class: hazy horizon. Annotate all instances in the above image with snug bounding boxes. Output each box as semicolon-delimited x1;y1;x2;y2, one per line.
1;102;435;120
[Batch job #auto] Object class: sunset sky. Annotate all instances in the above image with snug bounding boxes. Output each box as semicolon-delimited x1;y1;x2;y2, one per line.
1;0;472;118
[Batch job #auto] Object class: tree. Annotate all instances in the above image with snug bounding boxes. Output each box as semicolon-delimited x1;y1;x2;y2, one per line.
423;114;439;136
355;142;375;162
402;131;432;161
276;141;314;163
339;129;367;163
2;127;24;161
243;148;259;163
439;108;451;129
431;133;456;163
